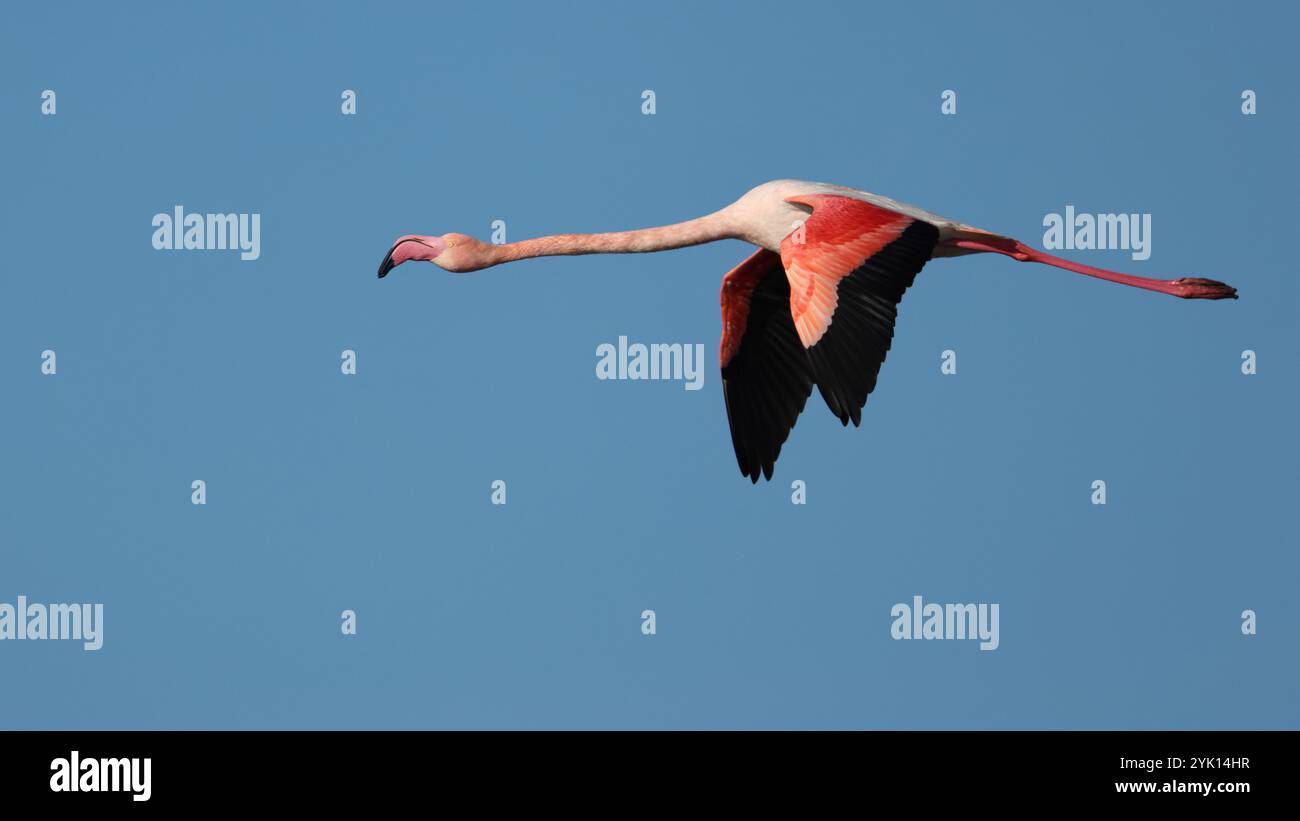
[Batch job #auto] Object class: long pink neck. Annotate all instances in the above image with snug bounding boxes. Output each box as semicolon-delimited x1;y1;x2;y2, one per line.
486;208;738;266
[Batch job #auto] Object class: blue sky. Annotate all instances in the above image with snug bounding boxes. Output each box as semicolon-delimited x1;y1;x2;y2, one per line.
1;0;1296;728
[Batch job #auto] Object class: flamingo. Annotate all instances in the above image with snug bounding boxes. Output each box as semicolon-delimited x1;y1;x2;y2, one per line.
377;180;1237;482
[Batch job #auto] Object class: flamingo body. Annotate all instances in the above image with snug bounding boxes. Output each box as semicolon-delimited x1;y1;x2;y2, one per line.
379;180;1237;483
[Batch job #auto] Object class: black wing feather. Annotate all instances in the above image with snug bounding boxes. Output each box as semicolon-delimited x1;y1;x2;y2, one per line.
806;220;940;426
720;265;815;483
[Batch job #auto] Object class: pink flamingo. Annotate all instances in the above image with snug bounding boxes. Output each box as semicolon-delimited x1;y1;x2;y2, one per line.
378;180;1237;482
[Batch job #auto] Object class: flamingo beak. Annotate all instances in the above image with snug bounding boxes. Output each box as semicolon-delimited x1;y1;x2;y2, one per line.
377;236;447;278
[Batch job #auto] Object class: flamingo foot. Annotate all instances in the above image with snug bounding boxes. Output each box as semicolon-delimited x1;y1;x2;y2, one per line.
1171;278;1238;300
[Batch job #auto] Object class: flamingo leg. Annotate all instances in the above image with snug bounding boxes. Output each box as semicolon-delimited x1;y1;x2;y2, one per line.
947;238;1238;300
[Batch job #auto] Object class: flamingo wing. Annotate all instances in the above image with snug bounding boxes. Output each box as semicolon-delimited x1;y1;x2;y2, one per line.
781;194;940;426
719;249;816;482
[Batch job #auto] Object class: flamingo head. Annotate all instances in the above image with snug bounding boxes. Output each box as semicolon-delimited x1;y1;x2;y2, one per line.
377;233;492;277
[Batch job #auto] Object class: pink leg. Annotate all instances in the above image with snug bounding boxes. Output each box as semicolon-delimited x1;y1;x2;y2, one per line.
947;238;1237;300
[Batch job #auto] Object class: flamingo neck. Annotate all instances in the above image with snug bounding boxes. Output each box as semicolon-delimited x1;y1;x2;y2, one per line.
486;208;739;266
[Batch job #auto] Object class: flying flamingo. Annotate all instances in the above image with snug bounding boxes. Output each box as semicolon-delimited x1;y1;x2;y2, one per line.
377;180;1237;482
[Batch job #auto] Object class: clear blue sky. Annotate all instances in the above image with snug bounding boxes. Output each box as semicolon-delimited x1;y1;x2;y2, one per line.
1;0;1296;728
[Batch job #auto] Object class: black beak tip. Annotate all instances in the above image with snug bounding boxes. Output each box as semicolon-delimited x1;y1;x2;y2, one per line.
377;246;397;279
